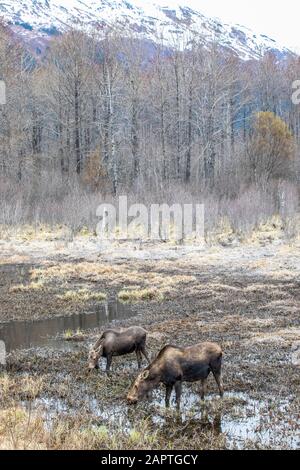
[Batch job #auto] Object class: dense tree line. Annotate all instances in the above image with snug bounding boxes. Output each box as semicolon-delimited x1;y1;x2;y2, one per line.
0;23;299;208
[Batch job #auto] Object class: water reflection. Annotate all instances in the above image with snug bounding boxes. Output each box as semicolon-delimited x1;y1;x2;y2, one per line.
157;413;222;443
0;301;134;352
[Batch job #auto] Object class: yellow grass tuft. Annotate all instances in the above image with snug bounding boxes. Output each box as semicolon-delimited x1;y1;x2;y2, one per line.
57;289;107;303
63;328;85;341
118;288;163;302
9;280;45;293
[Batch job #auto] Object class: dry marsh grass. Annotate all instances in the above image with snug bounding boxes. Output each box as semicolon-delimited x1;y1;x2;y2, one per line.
0;407;47;450
118;288;164;302
57;289;107;303
30;263;195;301
0;224;70;242
9;280;45;293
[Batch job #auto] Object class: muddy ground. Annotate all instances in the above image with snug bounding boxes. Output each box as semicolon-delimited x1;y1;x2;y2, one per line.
0;238;299;449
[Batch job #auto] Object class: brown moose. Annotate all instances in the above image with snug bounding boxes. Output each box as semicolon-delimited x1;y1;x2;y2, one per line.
88;326;150;372
127;342;224;409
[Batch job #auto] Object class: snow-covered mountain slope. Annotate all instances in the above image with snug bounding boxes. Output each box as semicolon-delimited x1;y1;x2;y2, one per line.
0;0;291;59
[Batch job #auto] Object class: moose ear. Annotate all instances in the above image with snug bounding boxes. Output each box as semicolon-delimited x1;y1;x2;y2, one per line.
142;370;150;380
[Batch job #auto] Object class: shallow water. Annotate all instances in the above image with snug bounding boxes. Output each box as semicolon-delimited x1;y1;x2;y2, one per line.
0;301;134;353
21;389;299;450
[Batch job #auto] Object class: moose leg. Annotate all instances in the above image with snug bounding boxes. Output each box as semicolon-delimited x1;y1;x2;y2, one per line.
136;350;142;369
141;346;151;364
165;385;173;408
106;354;112;373
200;378;207;401
212;369;224;398
174;381;182;410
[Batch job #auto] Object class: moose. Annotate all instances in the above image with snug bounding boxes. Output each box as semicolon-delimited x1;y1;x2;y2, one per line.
127;342;224;409
88;326;150;372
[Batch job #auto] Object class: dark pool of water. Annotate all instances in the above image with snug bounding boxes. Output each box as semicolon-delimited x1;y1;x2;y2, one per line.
0;301;134;353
